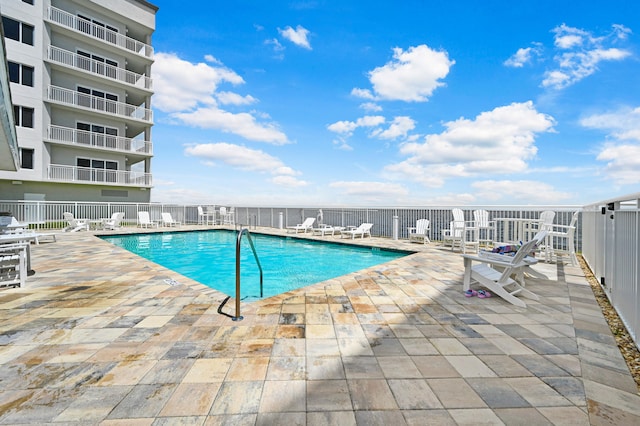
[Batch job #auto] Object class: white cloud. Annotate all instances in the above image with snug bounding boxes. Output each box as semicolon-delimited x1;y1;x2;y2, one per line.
329;181;409;200
581;107;640;184
581;106;640;141
278;25;312;49
327;115;385;136
216;91;257;106
504;44;543;68
184;143;307;186
175;107;288;144
471;180;572;203
384;101;555;187
353;44;454;102
359;102;382;112
372;116;415;140
351;88;375;100
596;144;640;185
542;24;632;89
153;52;288;144
153;52;244;112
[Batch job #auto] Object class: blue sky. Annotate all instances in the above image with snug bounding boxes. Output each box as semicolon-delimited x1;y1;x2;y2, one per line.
148;0;639;206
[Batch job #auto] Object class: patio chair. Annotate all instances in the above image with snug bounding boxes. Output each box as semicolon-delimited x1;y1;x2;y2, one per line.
462;234;545;308
312;224;344;236
408;219;430;244
137;211;158;228
442;209;478;253
340;223;373;239
473;209;495;248
547;210;579;265
0;243;28;288
287;217;315;233
63;212;89;232
102;212;125;230
161;212;181;227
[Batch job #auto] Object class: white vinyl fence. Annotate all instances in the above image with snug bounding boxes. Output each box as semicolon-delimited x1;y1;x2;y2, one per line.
582;192;640;350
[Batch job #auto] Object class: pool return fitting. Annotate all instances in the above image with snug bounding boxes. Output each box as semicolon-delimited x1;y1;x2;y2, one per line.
217;226;263;321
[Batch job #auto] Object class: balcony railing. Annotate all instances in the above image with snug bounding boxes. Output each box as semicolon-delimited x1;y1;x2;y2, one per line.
47;7;153;59
48;125;152;155
47;85;153;123
47;164;152;187
47;46;152;90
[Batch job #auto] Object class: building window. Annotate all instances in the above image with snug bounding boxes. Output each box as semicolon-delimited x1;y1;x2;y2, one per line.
20;149;34;169
22;0;35;4
1;17;34;46
77;157;118;183
77;14;118;44
77;85;118;112
13;106;34;128
8;62;34;86
77;49;118;79
76;121;118;148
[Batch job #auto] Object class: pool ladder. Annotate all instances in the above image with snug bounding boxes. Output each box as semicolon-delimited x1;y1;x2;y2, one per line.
218;227;263;321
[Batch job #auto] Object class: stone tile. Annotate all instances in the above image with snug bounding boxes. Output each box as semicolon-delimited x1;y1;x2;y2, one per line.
412;355;460;378
388;379;442;409
448;408;505;425
347;379;399;410
494;407;553;425
209;381;263;415
226;357;269;381
159;382;220;416
307;356;345;380
183;358;233;383
260;380;306;412
430;338;472;355
427;378;486;408
257;412;305;425
505;377;572;407
377;355;422;378
402;409;456;425
107;384;177;419
445;355;498;378
355;410;407;425
306;379;353;411
537;406;590;424
306;411;357;425
466;378;531;408
343;356;384;379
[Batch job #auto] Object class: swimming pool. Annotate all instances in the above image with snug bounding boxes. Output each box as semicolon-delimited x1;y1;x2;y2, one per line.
101;230;410;300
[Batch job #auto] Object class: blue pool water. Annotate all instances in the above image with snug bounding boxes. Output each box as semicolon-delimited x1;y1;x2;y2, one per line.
101;230;409;300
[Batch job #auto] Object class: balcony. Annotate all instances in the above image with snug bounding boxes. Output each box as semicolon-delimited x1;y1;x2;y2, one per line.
47;85;152;123
47;164;152;187
47;125;152;155
47;46;152;91
47;7;153;59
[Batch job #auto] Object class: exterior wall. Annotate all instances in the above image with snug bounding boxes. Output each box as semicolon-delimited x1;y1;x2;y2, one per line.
0;180;150;203
0;0;156;203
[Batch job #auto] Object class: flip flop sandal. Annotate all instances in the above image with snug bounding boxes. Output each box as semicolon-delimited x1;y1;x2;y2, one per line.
477;290;492;298
464;289;478;297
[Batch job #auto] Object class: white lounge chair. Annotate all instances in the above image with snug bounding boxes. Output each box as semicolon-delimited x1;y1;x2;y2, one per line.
0;243;28;288
340;223;373;239
408;219;430;244
473;209;495;248
161;212;181;227
442;209;477;253
137;211;158;228
63;212;89;232
547;210;579;265
312;224;344;236
462;234;546;308
287;217;315;233
102;212;125;230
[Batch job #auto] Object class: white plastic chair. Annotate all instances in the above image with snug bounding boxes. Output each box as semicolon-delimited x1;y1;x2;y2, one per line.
408;219;430;244
473;209;495;248
548;210;579;265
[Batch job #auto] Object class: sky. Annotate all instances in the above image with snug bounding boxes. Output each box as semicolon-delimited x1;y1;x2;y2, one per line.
147;0;640;207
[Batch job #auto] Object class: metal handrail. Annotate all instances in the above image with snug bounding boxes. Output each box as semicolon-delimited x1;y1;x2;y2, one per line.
229;227;263;320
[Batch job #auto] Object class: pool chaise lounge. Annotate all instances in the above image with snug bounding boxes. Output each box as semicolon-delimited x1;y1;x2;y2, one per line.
287;217;315;233
340;223;373;239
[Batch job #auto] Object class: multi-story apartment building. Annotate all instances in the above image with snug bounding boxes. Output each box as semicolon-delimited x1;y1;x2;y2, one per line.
0;0;157;203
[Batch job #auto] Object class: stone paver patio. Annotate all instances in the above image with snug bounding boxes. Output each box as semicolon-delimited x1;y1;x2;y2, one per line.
1;226;639;425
